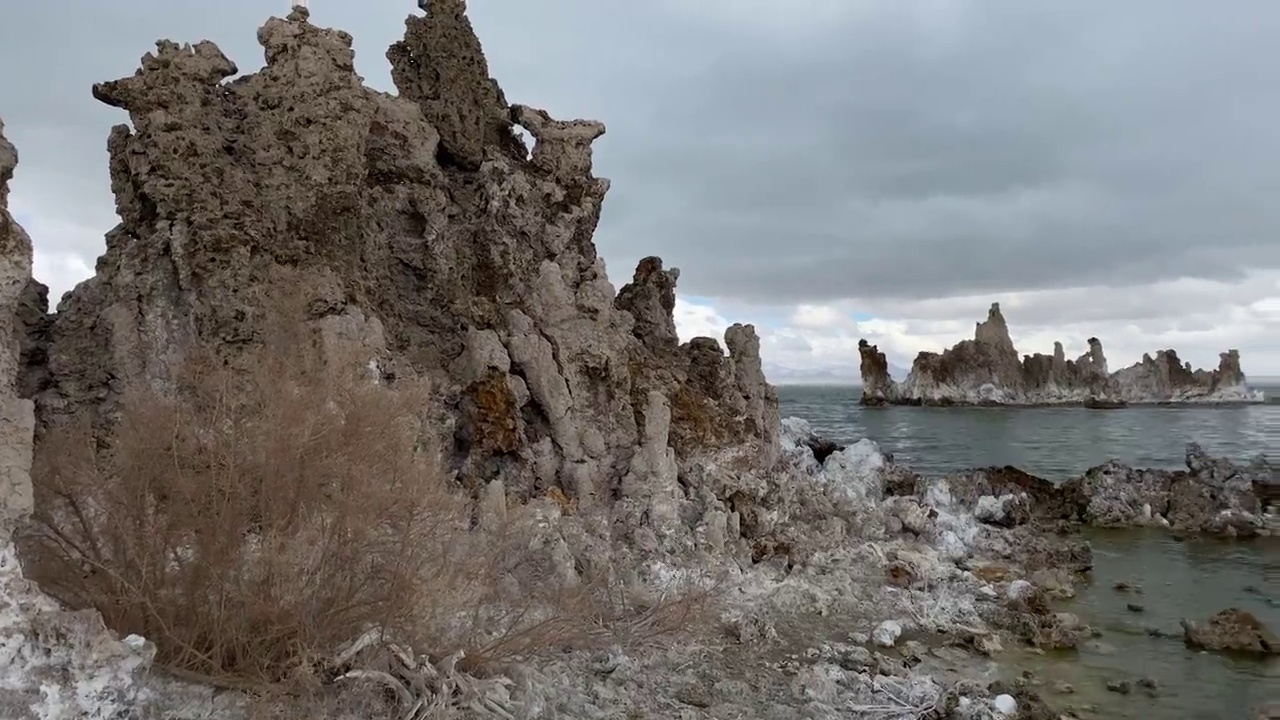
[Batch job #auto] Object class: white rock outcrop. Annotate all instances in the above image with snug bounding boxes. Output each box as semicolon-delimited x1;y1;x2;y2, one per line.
872;619;903;648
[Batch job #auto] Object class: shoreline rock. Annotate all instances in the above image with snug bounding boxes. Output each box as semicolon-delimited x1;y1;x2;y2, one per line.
859;302;1265;406
881;444;1275;538
1066;443;1273;537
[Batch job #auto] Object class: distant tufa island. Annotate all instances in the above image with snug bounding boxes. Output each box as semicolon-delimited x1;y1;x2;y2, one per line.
858;303;1265;407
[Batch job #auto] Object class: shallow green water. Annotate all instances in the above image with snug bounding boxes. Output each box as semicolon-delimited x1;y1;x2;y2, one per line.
1021;529;1278;719
777;385;1280;718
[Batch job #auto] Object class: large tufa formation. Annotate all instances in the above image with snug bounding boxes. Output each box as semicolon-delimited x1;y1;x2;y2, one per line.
0;119;33;525
1108;347;1254;403
858;302;1263;406
22;6;783;568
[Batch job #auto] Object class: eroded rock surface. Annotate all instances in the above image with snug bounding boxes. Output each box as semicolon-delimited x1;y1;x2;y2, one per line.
1064;443;1272;536
2;119;157;720
24;7;787;583
913;442;1271;538
1182;608;1278;655
4;9;907;715
860;303;1264;406
0;119;33;524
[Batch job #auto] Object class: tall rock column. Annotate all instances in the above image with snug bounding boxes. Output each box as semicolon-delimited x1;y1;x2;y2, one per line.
857;339;898;404
0;119;33;527
0;119;153;720
973;302;1024;386
388;0;525;169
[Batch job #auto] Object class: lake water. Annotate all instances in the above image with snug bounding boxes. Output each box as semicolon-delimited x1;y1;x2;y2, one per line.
777;382;1280;479
776;383;1280;720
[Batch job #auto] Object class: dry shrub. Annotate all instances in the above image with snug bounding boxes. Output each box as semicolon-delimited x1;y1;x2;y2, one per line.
23;299;713;691
415;516;717;675
24;321;459;684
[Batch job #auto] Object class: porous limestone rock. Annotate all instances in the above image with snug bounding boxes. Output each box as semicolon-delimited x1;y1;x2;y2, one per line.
859;302;1264;406
928;466;1079;525
1068;461;1174;527
1061;442;1271;536
992;693;1017;716
0;120;34;526
923;443;1270;538
22;6;787;579
1109;348;1261;404
1001;585;1086;650
1181;608;1278;655
387;0;525;171
2;118;156;720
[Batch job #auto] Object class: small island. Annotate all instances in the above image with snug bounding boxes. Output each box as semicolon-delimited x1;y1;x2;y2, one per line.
858;303;1265;406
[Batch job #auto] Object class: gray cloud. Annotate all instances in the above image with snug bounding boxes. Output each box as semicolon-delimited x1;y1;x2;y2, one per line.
2;0;1278;310
851;272;1280;328
596;1;1280;304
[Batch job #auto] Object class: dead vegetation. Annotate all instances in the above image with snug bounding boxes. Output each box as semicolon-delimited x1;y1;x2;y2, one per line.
20;299;712;701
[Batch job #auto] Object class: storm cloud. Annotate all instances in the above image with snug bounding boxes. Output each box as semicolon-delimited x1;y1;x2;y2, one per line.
593;0;1280;303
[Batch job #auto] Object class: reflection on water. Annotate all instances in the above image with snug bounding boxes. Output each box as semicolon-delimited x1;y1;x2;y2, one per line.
776;385;1280;718
1016;530;1279;719
778;383;1280;480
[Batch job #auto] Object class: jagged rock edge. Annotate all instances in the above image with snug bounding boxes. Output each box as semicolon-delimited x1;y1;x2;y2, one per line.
859;302;1264;406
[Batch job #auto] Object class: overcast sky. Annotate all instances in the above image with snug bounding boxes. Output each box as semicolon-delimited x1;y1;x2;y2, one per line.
2;0;1278;380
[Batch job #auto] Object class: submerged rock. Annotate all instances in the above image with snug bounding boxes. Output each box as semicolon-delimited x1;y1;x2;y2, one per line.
859;302;1264;406
1105;679;1132;695
1003;585;1086;650
1253;701;1280;720
1182;608;1279;655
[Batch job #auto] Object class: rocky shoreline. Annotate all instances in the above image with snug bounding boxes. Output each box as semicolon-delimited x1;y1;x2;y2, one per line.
0;5;1276;720
859;303;1266;407
2;372;1277;718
